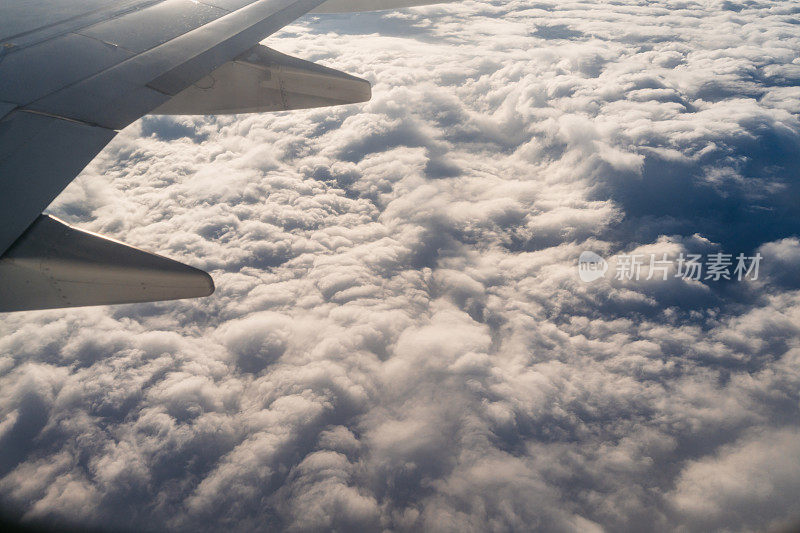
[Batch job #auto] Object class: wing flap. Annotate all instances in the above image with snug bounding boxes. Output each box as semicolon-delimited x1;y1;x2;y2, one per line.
0;215;214;312
152;45;371;115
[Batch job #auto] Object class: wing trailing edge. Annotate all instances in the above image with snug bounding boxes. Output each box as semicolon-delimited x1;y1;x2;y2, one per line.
0;216;214;312
152;45;371;115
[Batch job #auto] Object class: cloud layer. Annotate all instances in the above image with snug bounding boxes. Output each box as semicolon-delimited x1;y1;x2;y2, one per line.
2;0;800;531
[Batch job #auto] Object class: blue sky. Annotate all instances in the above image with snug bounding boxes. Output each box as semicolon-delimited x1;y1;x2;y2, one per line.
1;1;800;531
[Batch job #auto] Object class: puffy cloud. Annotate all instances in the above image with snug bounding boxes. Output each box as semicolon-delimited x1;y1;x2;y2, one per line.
669;428;800;532
2;0;800;531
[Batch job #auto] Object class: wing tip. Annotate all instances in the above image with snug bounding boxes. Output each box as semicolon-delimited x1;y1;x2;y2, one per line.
194;269;216;298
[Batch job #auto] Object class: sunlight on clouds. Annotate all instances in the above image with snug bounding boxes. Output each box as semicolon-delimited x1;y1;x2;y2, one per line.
1;0;800;531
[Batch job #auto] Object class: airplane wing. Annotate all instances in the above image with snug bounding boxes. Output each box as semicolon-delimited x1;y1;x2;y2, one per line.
0;0;453;312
